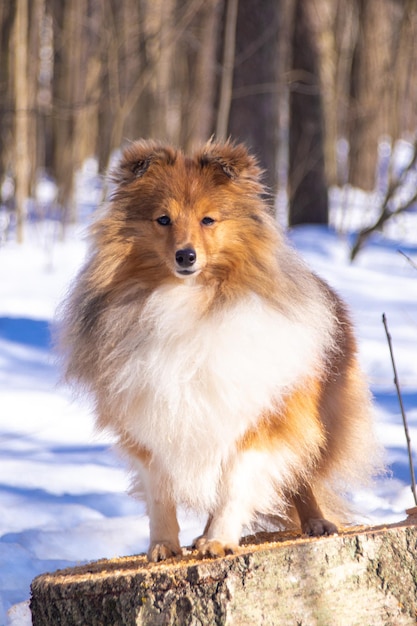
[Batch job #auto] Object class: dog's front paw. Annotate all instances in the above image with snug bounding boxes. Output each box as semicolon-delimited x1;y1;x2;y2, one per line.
194;537;238;559
148;541;182;562
302;518;338;537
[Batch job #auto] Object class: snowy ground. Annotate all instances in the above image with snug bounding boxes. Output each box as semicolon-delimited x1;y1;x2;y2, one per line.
1;215;417;625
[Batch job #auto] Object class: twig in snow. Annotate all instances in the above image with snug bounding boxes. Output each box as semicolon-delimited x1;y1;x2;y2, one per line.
382;313;417;505
398;250;417;271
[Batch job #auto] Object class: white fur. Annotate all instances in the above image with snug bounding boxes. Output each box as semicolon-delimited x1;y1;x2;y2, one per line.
105;280;336;514
204;446;303;543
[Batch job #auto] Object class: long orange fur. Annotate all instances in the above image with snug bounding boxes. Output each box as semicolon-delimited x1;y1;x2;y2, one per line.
58;139;381;561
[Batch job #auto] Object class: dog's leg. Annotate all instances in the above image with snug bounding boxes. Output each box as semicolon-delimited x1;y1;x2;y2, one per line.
292;483;338;536
147;496;181;562
192;514;212;549
140;468;182;562
194;503;243;558
194;450;266;558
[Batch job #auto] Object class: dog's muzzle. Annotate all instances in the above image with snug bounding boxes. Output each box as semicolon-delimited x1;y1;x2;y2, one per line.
175;248;197;275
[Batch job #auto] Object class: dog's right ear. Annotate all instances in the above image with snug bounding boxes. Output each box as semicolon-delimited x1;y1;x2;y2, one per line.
112;140;177;186
130;158;151;179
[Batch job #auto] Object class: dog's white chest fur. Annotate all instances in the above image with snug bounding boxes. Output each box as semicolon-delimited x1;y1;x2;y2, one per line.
110;282;334;509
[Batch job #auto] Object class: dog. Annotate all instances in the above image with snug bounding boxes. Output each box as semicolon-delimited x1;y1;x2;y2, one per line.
58;139;381;562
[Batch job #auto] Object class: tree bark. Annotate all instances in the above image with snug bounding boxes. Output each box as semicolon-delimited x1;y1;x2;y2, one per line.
288;0;328;226
14;0;30;242
216;0;238;142
31;518;417;626
183;0;222;151
347;0;395;192
51;0;84;221
227;0;281;195
0;2;15;188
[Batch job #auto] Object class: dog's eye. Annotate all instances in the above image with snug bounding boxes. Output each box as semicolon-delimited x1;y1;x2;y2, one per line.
201;216;215;226
156;215;172;226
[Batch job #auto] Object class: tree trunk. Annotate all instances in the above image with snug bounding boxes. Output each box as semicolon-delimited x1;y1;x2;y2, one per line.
14;0;31;242
216;0;238;142
347;0;393;192
394;0;417;135
182;0;221;151
288;0;328;226
227;0;281;195
308;0;341;188
0;2;15;183
51;0;83;221
116;0;145;146
31;518;417;626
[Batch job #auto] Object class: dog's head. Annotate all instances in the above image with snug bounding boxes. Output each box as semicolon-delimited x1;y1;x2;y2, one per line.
97;140;278;295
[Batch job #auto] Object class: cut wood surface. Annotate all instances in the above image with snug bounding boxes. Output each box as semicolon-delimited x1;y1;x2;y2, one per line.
31;517;417;626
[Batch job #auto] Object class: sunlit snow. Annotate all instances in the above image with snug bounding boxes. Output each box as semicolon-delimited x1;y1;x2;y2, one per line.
1;205;417;625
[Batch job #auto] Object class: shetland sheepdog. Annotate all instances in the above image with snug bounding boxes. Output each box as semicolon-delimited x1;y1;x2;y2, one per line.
59;139;380;562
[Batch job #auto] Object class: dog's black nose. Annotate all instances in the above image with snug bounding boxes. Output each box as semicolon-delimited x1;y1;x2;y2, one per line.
175;248;197;268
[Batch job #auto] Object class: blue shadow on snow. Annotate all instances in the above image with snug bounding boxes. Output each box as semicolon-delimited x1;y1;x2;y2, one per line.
0;316;51;350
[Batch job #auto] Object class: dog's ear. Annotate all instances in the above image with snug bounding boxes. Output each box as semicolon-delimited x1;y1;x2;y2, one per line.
130;158;151;179
112;140;177;186
198;141;263;186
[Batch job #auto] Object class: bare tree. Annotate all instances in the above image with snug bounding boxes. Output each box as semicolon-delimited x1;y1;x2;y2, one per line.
351;139;417;260
216;0;238;142
183;0;222;150
347;0;395;191
288;0;328;225
393;0;417;136
0;3;15;185
227;0;282;194
51;0;84;219
14;0;31;242
348;0;417;256
3;0;417;240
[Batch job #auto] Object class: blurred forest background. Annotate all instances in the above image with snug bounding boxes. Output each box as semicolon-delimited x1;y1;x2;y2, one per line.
1;0;417;255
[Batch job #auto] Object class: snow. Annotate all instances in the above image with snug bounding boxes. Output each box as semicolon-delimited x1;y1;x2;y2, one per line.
1;214;417;625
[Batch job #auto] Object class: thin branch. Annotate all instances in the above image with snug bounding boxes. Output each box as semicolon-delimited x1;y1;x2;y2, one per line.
398;250;417;271
350;139;417;260
382;313;417;506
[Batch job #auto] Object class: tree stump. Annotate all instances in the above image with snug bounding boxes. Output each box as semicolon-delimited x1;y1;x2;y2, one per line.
31;517;417;626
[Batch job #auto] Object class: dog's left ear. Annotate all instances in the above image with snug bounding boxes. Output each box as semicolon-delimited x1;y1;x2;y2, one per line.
198;141;263;186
